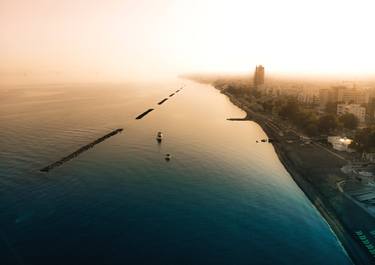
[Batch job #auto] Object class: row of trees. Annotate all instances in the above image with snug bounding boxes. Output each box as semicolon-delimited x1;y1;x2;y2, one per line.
261;97;375;152
276;99;359;136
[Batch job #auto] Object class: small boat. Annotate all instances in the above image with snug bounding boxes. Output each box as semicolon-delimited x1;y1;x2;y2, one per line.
165;153;172;161
156;132;163;142
261;139;267;142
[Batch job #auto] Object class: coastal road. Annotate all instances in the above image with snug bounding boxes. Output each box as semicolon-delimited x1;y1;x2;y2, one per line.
313;142;347;162
234;98;374;264
264;116;348;162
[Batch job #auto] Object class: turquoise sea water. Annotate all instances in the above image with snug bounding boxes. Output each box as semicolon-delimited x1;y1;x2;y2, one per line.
0;80;352;264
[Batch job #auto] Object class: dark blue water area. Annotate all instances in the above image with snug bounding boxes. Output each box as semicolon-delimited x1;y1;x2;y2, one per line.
0;81;352;264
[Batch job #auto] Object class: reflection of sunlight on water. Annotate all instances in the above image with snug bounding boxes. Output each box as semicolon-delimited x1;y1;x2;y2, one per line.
0;79;351;265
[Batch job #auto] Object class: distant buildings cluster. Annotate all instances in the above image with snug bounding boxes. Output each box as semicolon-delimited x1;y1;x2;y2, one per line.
297;88;318;105
250;65;373;124
319;85;371;123
319;86;370;108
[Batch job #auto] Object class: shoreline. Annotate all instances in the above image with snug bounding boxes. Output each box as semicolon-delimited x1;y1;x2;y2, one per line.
221;89;374;265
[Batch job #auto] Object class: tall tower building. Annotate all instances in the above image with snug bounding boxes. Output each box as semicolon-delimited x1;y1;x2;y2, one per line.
254;65;265;87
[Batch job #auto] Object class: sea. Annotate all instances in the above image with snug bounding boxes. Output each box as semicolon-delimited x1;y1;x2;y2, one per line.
0;79;352;265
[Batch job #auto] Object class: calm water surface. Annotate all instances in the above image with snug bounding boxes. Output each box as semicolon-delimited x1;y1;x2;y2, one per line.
0;80;352;264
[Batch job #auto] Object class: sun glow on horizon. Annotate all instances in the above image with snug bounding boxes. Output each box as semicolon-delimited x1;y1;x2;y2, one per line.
1;0;375;84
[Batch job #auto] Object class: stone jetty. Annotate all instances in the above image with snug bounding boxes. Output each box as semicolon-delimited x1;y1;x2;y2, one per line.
135;109;154;120
40;128;123;172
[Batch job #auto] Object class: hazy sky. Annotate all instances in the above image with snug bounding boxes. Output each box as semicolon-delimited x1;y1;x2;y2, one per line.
1;0;375;83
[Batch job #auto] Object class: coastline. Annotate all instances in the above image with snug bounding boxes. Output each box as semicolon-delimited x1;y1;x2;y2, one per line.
221;89;375;265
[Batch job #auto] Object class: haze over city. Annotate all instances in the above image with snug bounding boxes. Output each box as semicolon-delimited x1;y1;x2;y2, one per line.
1;0;375;85
3;1;375;265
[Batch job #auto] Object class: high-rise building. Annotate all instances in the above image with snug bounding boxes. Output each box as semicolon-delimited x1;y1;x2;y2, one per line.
254;65;264;87
337;103;366;123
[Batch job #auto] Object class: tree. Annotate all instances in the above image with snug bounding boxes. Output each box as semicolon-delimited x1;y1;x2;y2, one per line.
278;99;299;120
289;110;319;136
318;114;338;133
339;113;359;130
261;100;274;113
294;110;317;128
249;87;262;98
304;123;319;136
350;127;375;152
